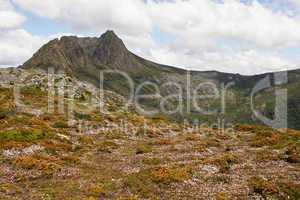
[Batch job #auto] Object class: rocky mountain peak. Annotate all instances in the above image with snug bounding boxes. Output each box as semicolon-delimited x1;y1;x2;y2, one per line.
21;30;141;73
94;30;129;66
98;30;126;50
100;30;120;42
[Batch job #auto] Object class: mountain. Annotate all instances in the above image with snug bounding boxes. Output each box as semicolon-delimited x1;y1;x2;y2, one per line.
22;31;186;96
19;30;269;88
22;30;182;76
0;31;299;199
21;30;300;130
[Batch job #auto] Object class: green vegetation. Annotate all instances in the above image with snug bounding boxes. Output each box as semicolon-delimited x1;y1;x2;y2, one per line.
85;181;115;198
125;166;191;198
205;153;240;173
216;192;230;200
205;175;232;184
0;68;299;199
150;166;191;184
0;109;11;119
21;86;44;96
248;177;279;197
248;177;300;200
0;129;51;142
135;143;152;154
74;112;92;120
142;157;162;165
97;141;119;153
53;121;69;129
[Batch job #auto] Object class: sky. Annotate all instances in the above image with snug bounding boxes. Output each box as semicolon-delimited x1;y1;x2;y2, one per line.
1;0;300;75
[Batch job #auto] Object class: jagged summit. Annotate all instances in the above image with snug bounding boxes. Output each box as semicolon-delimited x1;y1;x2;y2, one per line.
20;30;183;96
98;30;127;51
100;30;120;40
21;30;150;73
21;29;184;85
94;30;131;67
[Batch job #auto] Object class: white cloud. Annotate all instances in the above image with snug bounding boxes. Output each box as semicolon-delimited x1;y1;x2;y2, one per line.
0;29;46;67
0;1;46;67
148;47;293;75
148;0;300;49
11;0;156;67
12;0;152;37
11;0;62;19
290;0;300;6
0;0;25;29
6;0;300;74
144;0;300;74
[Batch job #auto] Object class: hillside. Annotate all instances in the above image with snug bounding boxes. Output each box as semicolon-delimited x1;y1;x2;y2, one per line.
0;68;299;199
20;30;300;130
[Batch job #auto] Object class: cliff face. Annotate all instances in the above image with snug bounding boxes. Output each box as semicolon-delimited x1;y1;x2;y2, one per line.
22;31;157;74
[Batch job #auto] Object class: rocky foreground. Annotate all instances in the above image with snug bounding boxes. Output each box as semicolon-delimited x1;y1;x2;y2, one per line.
0;68;299;199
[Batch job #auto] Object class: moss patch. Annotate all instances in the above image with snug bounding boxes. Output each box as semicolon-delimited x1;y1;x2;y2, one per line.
0;129;51;142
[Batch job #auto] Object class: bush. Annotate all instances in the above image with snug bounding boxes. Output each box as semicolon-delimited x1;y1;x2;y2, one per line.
235;124;257;132
21;86;44;96
79;136;94;145
185;134;201;141
0;109;10;119
98;141;119;153
194;138;221;152
136;144;152;154
125;166;191;198
278;181;300;200
284;146;300;163
125;174;154;198
248;177;278;197
0;183;22;195
216;192;230;200
0;129;50;142
142;157;162;165
205;175;232;184
249;178;300;199
74;112;92;120
150;166;191;184
85;181;115;197
255;150;280;161
13;156;40;170
206;153;239;173
13;155;60;173
62;155;81;165
153;138;173;145
53;121;69;129
86;184;106;197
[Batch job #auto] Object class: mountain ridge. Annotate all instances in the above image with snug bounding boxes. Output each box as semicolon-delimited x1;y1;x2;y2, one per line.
19;30;300;129
21;30;300;77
